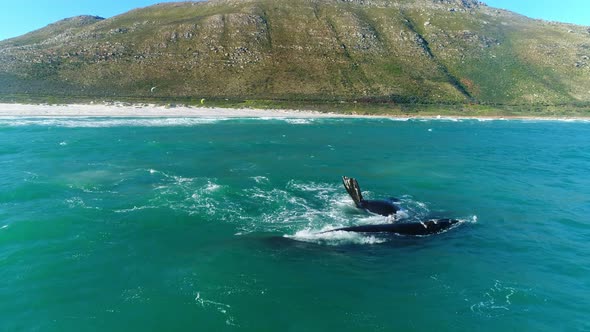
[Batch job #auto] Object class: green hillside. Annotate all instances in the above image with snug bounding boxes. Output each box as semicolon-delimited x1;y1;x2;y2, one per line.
0;0;589;108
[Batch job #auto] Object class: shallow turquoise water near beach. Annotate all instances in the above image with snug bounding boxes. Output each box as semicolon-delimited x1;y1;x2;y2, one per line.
1;116;589;331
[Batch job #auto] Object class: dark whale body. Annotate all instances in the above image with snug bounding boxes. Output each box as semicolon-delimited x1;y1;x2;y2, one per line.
342;176;399;216
334;176;461;236
324;218;460;236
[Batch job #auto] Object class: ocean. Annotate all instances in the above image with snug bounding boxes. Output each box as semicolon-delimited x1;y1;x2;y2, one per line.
1;116;589;331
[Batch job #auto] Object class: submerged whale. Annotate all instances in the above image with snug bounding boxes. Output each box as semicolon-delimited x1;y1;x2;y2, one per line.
322;218;460;236
329;176;460;236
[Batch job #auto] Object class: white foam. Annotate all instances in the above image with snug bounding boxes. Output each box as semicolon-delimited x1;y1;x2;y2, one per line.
251;176;269;184
114;205;157;213
286;180;340;202
470;280;518;317
286;228;387;245
195;292;231;308
287;180;334;192
355;214;393;225
194;292;236;325
283;118;314;125
64;197;101;210
2;115;587;128
416;117;460;122
1;225;8;229
146;174;245;219
204;181;221;192
122;287;148;303
0;117;224;127
173;175;194;183
518;117;590;123
386;117;411;122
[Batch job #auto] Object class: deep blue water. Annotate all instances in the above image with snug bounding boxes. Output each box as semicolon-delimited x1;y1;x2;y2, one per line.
0;116;589;331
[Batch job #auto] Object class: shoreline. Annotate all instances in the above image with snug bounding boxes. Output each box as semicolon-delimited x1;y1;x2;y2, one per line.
0;102;368;119
0;102;589;121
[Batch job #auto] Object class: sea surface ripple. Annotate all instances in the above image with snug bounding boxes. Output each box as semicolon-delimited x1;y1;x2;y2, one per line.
1;116;589;331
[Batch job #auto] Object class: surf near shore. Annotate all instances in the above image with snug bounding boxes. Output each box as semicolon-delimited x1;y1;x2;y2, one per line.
0;102;588;121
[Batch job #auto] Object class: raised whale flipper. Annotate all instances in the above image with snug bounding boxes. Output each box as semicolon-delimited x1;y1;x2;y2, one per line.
342;176;399;216
342;176;364;208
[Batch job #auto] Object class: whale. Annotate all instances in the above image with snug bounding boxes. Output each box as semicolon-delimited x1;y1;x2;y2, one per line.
342;176;399;216
322;218;460;236
333;176;461;236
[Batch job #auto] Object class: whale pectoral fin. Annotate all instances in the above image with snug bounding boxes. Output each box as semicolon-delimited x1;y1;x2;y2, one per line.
342;176;364;208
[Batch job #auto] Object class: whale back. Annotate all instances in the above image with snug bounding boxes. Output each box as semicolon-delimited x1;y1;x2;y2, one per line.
324;219;460;236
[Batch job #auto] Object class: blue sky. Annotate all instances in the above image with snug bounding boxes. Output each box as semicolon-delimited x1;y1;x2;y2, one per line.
0;0;589;41
484;0;590;26
0;0;184;41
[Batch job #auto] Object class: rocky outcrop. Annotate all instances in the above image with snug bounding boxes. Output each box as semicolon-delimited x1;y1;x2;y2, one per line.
432;0;484;8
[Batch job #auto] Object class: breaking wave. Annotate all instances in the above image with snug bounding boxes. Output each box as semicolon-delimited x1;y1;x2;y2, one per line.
0;117;225;127
1;116;587;128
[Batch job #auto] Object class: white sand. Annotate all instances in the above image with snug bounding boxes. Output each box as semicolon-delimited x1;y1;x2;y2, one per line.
0;102;357;118
0;102;586;121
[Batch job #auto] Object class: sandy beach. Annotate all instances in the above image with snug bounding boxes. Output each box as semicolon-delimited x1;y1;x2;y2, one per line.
0;102;587;121
0;102;355;118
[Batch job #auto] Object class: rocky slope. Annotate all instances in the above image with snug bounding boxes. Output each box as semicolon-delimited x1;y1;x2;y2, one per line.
0;0;589;105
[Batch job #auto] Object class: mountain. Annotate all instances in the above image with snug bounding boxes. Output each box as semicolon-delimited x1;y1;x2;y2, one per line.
1;0;589;107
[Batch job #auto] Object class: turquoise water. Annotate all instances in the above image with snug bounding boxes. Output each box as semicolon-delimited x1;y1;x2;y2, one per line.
1;116;589;331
